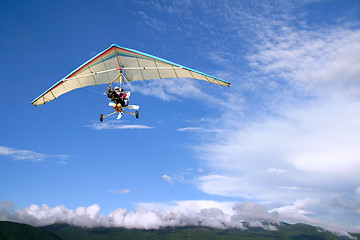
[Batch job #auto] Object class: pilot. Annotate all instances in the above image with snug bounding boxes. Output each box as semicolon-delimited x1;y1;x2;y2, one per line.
120;88;128;106
113;86;127;106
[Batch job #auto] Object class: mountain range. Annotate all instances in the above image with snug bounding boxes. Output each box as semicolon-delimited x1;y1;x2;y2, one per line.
0;221;359;240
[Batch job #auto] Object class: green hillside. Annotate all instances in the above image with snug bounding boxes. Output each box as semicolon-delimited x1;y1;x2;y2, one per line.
41;223;358;240
1;221;358;240
0;221;60;240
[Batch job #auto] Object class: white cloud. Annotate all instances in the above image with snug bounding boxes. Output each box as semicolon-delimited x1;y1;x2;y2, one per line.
109;189;131;194
133;78;229;108
164;200;236;216
233;202;279;224
271;198;318;219
356;187;360;196
197;175;262;199
269;198;360;238
0;146;69;163
268;168;286;174
278;187;299;190
13;204;102;228
177;127;203;131
176;127;222;133
0;201;15;221
134;78;198;102
162;174;173;185
0;146;45;162
137;10;166;32
248;28;360;94
87;121;153;130
196;95;360;205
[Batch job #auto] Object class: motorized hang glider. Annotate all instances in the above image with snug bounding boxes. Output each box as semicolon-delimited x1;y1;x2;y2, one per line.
31;44;230;121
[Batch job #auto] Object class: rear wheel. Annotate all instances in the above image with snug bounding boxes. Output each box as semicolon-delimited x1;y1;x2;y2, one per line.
100;114;103;122
135;111;139;119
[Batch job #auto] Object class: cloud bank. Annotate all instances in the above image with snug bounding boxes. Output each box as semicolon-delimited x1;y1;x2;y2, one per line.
1;200;359;237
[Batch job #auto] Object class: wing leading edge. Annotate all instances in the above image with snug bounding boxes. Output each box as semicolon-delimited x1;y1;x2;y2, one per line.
31;44;230;106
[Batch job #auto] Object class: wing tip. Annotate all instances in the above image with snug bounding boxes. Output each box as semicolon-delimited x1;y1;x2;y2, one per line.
31;99;41;106
31;98;38;106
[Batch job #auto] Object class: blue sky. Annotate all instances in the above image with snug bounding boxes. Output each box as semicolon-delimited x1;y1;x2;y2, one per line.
1;0;360;236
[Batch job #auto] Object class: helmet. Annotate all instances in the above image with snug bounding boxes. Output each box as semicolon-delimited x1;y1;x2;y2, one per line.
114;86;120;90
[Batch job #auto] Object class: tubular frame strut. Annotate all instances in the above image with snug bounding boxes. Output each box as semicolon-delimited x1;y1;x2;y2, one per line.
102;111;118;119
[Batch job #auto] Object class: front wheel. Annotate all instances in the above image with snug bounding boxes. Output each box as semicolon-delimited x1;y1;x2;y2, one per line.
135;111;139;119
100;114;103;122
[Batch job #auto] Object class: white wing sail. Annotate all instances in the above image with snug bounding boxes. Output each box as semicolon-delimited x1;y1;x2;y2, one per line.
32;44;230;106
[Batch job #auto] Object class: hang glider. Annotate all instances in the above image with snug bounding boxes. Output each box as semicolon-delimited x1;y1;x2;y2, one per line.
31;44;230;106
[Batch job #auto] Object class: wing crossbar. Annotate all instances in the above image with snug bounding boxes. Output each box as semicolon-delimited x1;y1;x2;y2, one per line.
65;67;181;80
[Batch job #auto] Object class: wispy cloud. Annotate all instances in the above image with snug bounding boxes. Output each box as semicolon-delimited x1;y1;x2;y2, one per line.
137;11;166;32
56;161;67;165
248;28;360;94
87;121;153;130
161;174;173;185
161;168;200;185
356;187;360;196
109;189;131;194
133;78;226;107
0;146;69;163
267;168;286;174
176;127;222;133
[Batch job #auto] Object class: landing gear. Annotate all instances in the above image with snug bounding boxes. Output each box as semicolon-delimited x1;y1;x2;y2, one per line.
100;110;139;122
